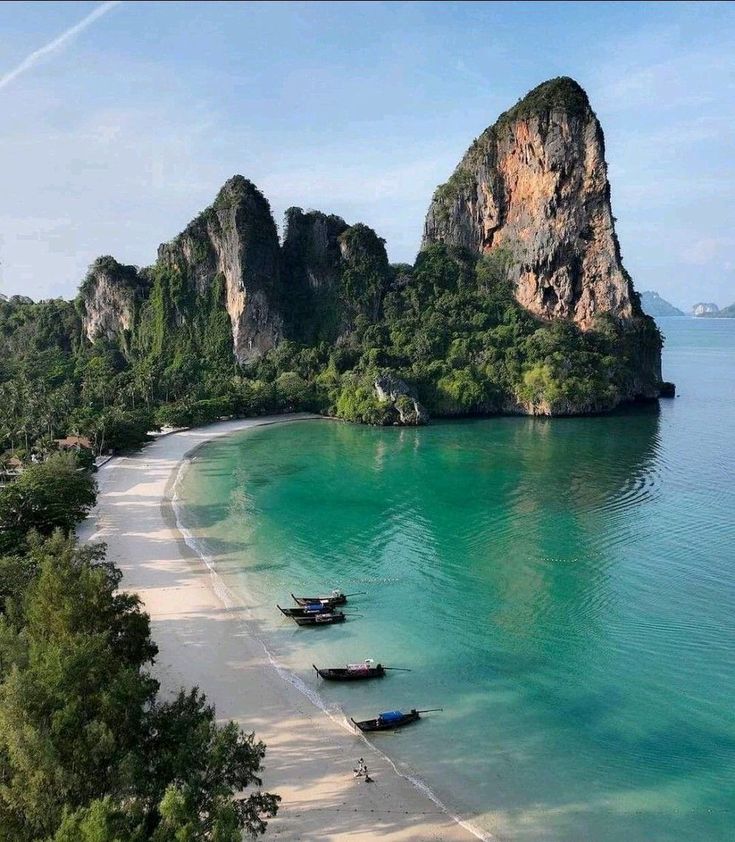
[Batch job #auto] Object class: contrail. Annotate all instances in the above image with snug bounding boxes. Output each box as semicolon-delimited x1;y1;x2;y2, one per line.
0;1;121;92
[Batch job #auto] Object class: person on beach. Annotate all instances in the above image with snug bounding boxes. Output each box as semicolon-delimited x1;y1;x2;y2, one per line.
353;758;365;777
363;764;373;783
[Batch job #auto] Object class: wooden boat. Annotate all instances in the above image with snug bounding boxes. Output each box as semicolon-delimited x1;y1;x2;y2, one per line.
350;708;442;732
293;611;345;626
278;603;333;618
291;589;364;607
313;661;386;681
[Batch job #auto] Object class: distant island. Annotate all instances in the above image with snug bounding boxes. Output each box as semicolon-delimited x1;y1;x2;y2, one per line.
640;291;685;318
692;301;735;317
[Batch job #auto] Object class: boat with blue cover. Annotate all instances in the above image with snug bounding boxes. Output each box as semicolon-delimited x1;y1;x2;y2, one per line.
350;708;442;732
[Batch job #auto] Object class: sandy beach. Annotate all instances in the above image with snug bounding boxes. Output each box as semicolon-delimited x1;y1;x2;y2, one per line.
79;414;481;841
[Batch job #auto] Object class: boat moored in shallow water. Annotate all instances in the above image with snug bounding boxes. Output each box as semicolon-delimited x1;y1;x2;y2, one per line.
293;611;346;626
278;603;333;618
313;660;386;681
351;708;442;732
291;589;365;607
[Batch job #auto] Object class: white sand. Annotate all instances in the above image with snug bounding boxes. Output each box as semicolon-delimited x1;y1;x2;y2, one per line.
80;415;482;841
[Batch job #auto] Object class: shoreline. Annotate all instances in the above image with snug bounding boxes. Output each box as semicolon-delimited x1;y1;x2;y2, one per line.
80;414;485;841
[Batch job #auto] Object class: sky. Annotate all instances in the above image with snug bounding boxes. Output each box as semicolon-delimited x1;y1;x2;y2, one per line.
0;1;733;311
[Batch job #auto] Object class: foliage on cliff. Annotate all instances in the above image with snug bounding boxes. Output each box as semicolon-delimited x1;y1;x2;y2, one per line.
246;244;661;422
496;76;592;127
0;228;663;457
0;70;667;451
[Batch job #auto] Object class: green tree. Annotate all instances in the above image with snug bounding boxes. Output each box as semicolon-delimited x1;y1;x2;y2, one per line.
0;453;96;553
0;534;279;841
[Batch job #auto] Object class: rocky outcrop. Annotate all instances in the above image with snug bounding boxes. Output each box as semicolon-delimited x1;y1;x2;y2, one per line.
422;77;636;331
337;224;391;324
374;372;429;425
78;256;147;344
157;176;282;363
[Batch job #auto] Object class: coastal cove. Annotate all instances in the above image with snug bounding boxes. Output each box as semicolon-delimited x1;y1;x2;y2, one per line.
80;415;479;842
173;317;734;841
83;317;735;841
4;5;735;838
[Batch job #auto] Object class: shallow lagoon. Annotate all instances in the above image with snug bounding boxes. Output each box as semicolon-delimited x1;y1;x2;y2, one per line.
179;318;735;840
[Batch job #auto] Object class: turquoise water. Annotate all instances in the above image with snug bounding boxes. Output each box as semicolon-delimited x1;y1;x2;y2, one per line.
178;317;735;841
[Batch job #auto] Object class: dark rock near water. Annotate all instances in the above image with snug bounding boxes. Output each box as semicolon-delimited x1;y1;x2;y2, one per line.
374;372;429;425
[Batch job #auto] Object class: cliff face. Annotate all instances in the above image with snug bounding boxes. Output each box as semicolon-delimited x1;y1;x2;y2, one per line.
68;79;668;422
281;208;349;342
77;179;392;363
423;77;636;330
281;210;391;342
79;256;147;345
157;176;282;363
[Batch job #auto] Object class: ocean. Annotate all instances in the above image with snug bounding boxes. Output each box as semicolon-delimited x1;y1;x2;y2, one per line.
177;317;735;840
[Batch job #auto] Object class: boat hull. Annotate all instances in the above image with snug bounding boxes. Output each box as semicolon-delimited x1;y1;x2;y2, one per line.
292;593;347;607
293;612;345;626
314;665;385;681
351;710;420;731
278;604;332;617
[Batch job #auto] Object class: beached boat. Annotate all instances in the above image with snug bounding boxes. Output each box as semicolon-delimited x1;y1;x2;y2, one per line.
293;611;346;626
351;708;442;732
313;661;386;681
291;589;363;607
278;603;333;618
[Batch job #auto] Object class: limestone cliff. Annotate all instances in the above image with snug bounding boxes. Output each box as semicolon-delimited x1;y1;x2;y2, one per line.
281;210;391;342
422;77;637;330
281;208;349;342
77;179;391;364
66;93;669;425
78;256;147;345
156;176;282;363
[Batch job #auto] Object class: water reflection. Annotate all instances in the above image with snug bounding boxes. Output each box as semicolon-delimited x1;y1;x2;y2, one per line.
177;323;735;842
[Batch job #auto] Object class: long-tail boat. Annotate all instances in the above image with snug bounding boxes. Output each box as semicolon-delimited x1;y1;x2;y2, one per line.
350;708;442;732
291;590;365;607
313;660;386;681
277;603;333;618
293;611;346;626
